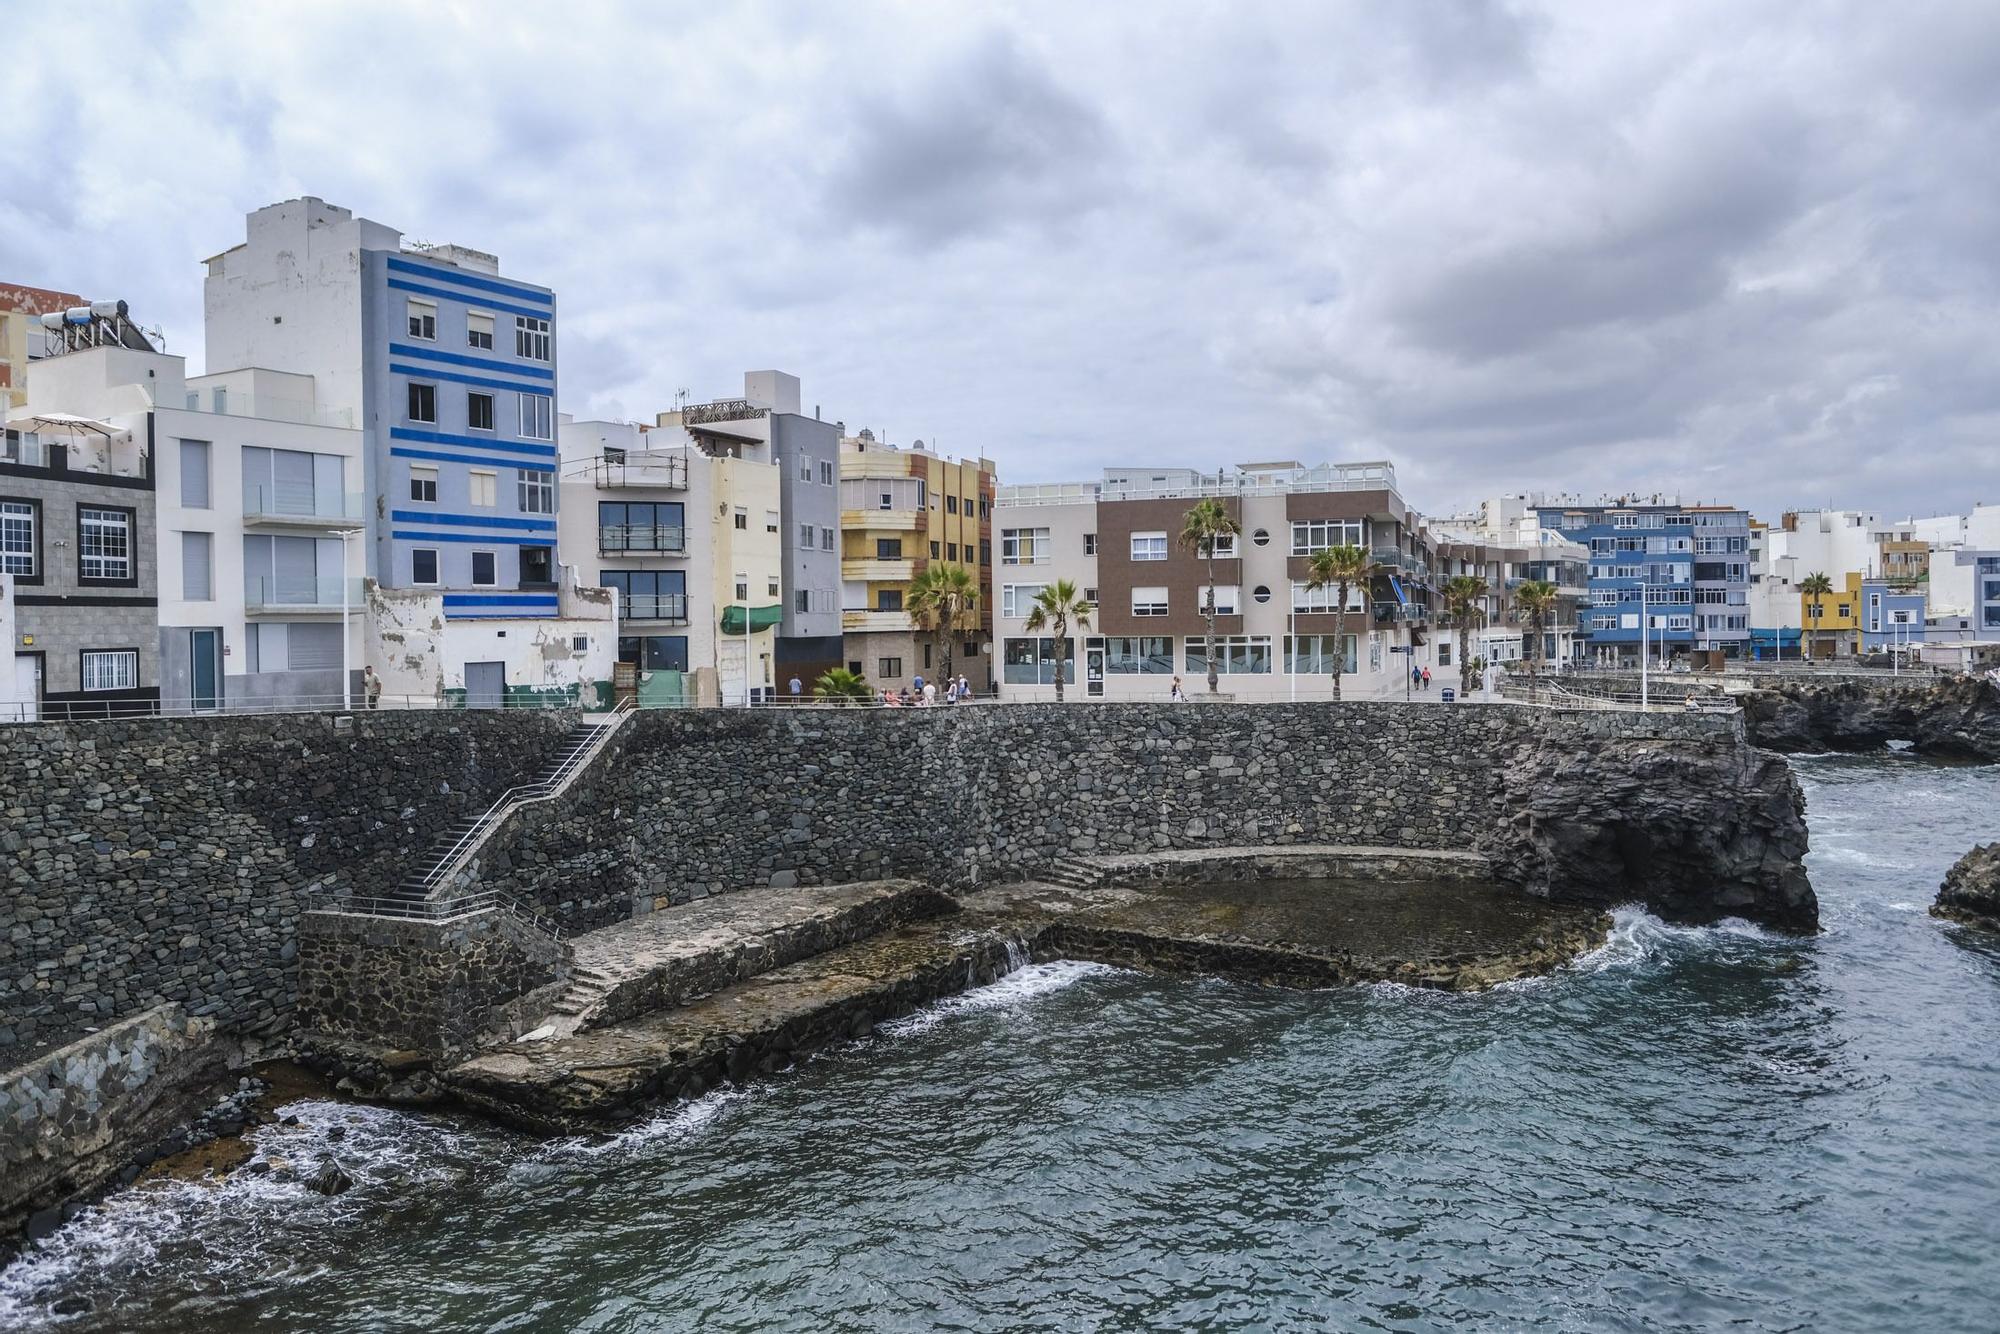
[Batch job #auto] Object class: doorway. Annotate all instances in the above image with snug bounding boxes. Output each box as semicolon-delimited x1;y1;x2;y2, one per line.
1085;644;1105;698
11;653;41;723
464;661;506;709
189;629;222;712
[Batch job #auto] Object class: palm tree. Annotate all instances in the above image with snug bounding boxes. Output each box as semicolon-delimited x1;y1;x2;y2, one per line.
1513;579;1560;700
1441;575;1490;695
1022;579;1092;702
1178;497;1242;693
1302;544;1374;700
1799;572;1833;662
907;563;979;685
813;667;873;705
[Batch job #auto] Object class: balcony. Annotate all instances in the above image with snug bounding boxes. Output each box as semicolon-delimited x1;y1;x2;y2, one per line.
841;508;924;532
618;592;690;624
245;576;363;615
842;608;913;633
243;485;365;530
599;524;686;555
842;557;917;582
681;398;768;427
156;386;355;430
590;452;687;490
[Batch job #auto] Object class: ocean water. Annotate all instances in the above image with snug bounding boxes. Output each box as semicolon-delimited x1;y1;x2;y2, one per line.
5;754;1999;1332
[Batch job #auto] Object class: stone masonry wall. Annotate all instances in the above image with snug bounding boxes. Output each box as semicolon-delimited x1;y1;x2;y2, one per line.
486;702;1807;932
0;710;574;1057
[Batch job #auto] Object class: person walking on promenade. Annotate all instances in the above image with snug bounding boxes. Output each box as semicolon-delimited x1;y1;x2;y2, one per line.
1422;666;1432;691
1170;675;1186;702
789;674;802;703
362;665;382;709
1412;663;1423;691
922;680;938;707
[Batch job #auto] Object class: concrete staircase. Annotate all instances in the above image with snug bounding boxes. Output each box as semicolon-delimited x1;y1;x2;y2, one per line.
1038;858;1110;891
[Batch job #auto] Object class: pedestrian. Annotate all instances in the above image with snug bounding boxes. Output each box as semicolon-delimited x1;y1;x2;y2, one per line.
922;680;938;707
362;665;382;709
1411;663;1423;690
957;674;971;702
1170;675;1186;702
1421;666;1432;691
788;674;802;702
913;672;925;697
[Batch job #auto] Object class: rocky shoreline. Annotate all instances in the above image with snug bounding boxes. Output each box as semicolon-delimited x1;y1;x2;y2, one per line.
1739;676;2000;762
1934;844;2000;930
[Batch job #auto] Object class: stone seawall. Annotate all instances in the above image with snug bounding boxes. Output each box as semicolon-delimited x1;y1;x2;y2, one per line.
489;701;1813;933
0;710;575;1058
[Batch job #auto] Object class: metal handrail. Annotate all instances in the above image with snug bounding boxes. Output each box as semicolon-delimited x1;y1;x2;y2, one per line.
0;692;585;726
302;887;565;938
410;698;637;897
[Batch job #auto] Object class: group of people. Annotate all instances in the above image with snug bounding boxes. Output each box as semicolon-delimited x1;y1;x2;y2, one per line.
1410;664;1435;690
881;672;973;707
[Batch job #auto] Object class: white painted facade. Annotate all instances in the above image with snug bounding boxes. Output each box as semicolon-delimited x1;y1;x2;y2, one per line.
0;573;25;721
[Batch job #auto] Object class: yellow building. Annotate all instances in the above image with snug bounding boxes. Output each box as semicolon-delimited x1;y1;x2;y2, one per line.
1801;571;1864;659
1;283;87;412
838;432;996;693
708;447;785;704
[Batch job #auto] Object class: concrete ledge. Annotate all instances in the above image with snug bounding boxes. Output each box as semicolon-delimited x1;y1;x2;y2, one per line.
0;1004;226;1239
1076;843;1493;888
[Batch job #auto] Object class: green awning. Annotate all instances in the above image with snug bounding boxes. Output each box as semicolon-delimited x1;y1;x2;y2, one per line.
719;602;784;634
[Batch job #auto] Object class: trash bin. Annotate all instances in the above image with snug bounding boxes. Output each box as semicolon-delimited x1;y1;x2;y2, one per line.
1441;687;1456;703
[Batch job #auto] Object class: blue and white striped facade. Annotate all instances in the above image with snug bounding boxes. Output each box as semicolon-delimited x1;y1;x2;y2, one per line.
363;252;560;620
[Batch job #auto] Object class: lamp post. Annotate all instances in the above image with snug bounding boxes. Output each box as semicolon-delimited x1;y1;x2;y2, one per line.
335;526;363;709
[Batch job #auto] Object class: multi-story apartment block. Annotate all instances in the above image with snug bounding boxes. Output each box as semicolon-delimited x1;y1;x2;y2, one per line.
1427;525;1589;669
1;284;88;412
204;199;612;705
837;430;995;692
1534;497;1751;665
1859;576;1926;656
6;309;370;715
2;318;161;718
993;461;1436;700
657;371;841;687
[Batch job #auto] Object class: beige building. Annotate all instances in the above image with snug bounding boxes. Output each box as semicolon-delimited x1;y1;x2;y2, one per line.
2;284;90;412
838;431;996;693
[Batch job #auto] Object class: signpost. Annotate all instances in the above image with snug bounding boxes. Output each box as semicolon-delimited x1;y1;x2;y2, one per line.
1390;643;1414;699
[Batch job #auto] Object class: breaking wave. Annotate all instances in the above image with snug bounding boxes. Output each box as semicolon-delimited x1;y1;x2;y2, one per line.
878;960;1126;1037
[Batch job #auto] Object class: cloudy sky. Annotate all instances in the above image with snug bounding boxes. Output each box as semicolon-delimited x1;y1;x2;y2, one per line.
3;1;1994;520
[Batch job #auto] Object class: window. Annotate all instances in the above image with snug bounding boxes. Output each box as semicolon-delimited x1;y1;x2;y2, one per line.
469;469;497;508
600;501;683;552
1209;534;1238;559
879;491;894;510
981;540;992;565
1198;585;1241;615
520;546;552;584
467;312;494;350
1106;636;1174;674
1290;520;1364;555
78;506;133;582
1001;584;1046;619
1251;528;1271;546
406;299;436;341
877;589;904;611
820;460;835;486
800;457;813;482
801;523;815;547
519;393;553;440
876;539;903;559
931;541;941;559
822;528;835;552
518;471;554;514
1593;614;1619;630
471;551;496;586
600;569;687;619
467;391;495;432
1132;586;1169;617
947;495;959;515
515;316;550;362
1285;634;1357;675
1291;580;1364;613
1;500;37;577
1130;531;1168;561
179;440;210;508
1084;587;1098;605
81;650;138;692
1084;533;1097;556
181;531;213;601
408;382;437;423
1185;635;1273;675
1002;637;1073;684
764;510;778;533
880;657;903;679
1253;585;1272;604
796;589;810;613
947;543;959;562
616;635;689;672
735;573;749;600
1001;527;1049;565
1837;603;1852;619
410;465;438;503
767;576;779;596
412;548;439;584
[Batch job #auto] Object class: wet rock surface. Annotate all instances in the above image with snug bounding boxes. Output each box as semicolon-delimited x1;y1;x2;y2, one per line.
446;876;1611;1133
1739;676;2000;761
1934;843;2000;929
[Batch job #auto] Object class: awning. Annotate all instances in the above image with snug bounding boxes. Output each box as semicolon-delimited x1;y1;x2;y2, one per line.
1388;575;1410;606
12;412;125;439
719;602;784;634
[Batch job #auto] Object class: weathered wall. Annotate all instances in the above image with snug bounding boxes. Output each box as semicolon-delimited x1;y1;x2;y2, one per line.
490;702;1813;933
0;709;573;1057
295;908;564;1058
0;1004;225;1238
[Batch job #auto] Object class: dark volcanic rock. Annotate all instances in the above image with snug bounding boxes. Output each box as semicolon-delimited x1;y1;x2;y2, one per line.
304;1159;354;1196
1739;677;2000;761
1481;732;1817;933
1934;843;2000;929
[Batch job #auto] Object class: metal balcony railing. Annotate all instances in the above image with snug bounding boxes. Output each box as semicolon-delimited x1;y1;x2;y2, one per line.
618;593;690;623
599;524;686;554
242;484;365;525
244;576;364;611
